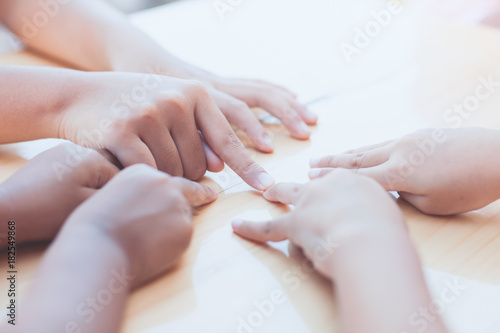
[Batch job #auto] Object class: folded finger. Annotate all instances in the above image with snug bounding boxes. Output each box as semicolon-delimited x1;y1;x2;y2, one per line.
141;129;183;177
171;119;207;180
200;133;224;173
108;135;157;170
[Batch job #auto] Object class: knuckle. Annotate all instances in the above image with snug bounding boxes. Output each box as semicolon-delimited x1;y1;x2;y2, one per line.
164;185;185;203
282;110;301;124
124;104;160;126
261;221;274;237
239;159;262;181
157;93;189;115
222;131;244;153
324;155;336;166
184;80;209;96
349;153;364;169
230;100;250;113
109;117;137;137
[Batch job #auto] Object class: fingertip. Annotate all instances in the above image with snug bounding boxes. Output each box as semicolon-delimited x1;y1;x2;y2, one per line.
308;169;321;179
207;158;225;173
305;112;318;125
260;133;275;152
293;101;318;125
309;157;321;168
262;188;277;202
291;123;311;140
209;186;218;199
231;219;244;231
202;185;218;204
251;132;274;154
256;172;276;191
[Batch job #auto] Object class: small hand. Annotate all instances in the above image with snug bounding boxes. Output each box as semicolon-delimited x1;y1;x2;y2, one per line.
58;72;275;190
0;142;119;244
231;170;405;278
65;164;217;287
309;128;500;215
206;76;318;152
153;64;317;152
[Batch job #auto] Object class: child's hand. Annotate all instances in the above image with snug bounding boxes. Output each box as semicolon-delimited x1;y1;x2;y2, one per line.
0;142;119;245
190;72;318;151
65;164;217;287
309;128;500;215
58;72;275;191
136;65;318;152
231;170;405;278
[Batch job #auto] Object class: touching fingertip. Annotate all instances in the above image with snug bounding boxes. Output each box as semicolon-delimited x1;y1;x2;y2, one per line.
257;172;275;191
262;189;273;201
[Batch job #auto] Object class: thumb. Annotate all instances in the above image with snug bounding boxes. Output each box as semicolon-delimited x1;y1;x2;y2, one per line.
171;177;218;207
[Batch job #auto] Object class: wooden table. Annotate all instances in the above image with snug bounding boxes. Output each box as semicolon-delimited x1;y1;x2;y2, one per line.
2;0;500;332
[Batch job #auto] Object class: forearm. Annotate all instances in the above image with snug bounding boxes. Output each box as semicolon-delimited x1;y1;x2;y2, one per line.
0;66;87;143
331;227;448;333
11;222;133;333
1;0;199;77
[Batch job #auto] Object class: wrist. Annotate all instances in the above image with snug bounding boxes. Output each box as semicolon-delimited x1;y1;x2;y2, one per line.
54;70;105;141
64;212;143;288
37;69;90;140
61;218;136;285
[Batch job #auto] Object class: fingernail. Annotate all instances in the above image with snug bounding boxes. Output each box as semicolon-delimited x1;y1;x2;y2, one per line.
307;111;318;123
308;169;321;179
299;122;310;134
262;134;274;150
257;172;275;190
232;219;244;229
309;157;321;167
208;186;218;196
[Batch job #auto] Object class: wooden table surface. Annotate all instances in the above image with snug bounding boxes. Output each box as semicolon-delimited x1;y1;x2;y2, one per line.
2;0;500;332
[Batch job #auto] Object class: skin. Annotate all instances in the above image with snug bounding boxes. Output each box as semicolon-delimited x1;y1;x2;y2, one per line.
309;128;500;215
0;0;317;152
0;67;275;190
2;164;217;333
0;142;120;248
232;170;449;333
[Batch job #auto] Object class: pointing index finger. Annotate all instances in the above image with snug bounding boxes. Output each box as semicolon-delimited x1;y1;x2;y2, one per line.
194;93;275;191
